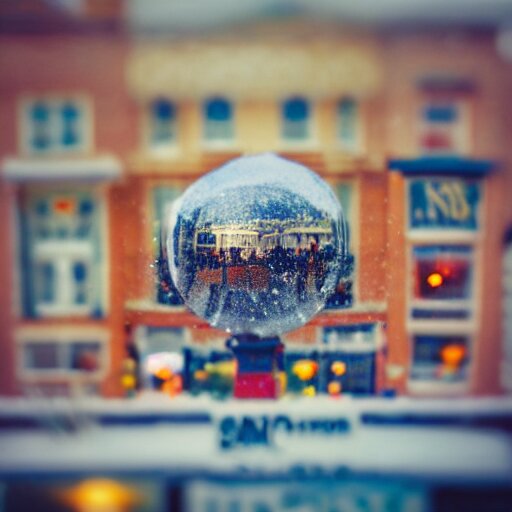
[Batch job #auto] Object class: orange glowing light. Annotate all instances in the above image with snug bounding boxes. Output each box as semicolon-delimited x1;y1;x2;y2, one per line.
292;360;318;381
194;369;209;381
154;367;172;381
331;361;347;376
427;272;444;288
328;381;342;395
53;197;76;215
57;478;140;511
441;344;466;367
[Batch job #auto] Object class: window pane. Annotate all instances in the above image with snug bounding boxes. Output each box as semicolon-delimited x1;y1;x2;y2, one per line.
411;334;469;382
61;102;81;147
413;245;472;300
203;98;234;140
30;102;51;150
35;261;55;303
24;343;60;369
282;97;309;140
423;104;457;123
70;342;101;371
72;261;89;304
153;187;184;305
338;98;358;145
150;99;176;145
205;98;231;121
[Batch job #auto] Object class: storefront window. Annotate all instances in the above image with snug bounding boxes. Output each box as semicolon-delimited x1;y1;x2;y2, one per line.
413;245;473;301
411;334;469;382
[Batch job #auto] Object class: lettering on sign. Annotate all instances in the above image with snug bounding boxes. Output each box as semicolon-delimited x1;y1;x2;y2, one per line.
218;414;351;450
409;179;480;230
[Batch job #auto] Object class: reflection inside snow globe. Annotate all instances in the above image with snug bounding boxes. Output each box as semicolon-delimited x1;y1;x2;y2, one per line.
166;153;347;338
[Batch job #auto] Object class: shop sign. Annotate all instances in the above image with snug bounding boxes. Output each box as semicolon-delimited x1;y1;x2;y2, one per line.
218;414;350;450
408;179;480;230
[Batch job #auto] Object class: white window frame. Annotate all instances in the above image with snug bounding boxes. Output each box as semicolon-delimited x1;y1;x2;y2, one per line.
32;240;94;317
19;95;93;156
16;327;109;381
417;98;471;156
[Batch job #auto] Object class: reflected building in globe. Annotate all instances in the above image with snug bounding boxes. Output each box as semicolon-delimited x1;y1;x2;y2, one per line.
0;0;511;398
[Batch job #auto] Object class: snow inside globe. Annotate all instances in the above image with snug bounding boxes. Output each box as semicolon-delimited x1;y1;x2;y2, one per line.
165;153;347;338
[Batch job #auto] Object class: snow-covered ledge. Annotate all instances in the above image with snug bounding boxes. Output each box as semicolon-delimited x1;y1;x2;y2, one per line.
1;155;122;182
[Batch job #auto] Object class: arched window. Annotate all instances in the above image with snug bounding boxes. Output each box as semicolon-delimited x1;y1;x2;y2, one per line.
149;99;177;148
282;97;310;140
338;97;359;151
203;97;234;141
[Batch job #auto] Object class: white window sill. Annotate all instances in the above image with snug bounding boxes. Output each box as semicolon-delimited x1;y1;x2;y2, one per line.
407;231;480;243
1;155;121;182
278;141;320;152
20;369;105;382
35;304;96;317
406;319;476;333
407;379;469;396
145;146;181;159
201;140;239;152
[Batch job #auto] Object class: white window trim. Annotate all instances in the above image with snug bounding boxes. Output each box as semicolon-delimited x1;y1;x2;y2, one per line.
15;326;109;381
18;94;93;156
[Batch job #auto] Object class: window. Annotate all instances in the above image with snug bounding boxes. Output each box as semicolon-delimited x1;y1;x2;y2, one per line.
19;189;105;318
337;97;360;151
23;97;89;154
413;245;473;301
203;97;234;142
153;186;184;305
418;99;469;155
148;99;177;151
22;340;103;374
411;334;469;382
325;183;355;309
282;97;310;141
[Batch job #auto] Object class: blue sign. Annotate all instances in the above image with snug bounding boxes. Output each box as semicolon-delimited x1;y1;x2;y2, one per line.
409;179;480;230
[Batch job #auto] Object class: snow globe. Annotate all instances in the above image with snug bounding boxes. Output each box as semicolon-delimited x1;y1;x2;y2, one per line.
166;153;347;398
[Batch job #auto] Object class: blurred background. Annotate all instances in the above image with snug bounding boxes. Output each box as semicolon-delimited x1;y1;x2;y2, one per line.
1;0;512;510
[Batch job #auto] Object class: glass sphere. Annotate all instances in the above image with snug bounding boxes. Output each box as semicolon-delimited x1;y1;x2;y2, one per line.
166;153;347;338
